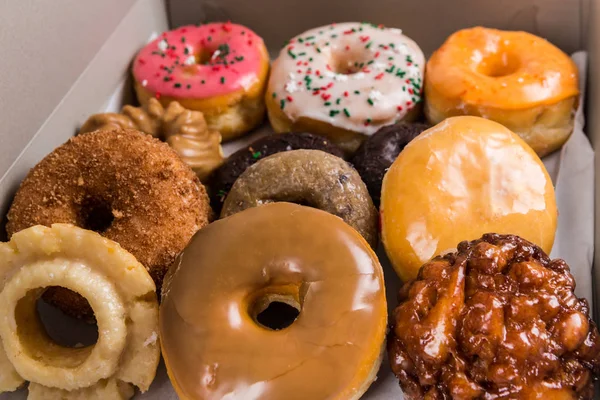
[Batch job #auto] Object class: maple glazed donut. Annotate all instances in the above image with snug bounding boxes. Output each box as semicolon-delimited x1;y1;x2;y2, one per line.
133;22;270;141
425;27;579;157
221;149;379;247
266;22;425;154
160;202;387;399
381;116;558;282
6;129;210;318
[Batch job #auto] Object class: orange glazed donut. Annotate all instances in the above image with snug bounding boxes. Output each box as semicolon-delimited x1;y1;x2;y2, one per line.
160;202;387;400
425;27;579;157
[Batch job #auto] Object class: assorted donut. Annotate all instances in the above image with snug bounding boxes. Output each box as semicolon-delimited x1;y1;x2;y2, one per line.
6;128;210;320
267;22;425;154
425;27;579;157
133;22;270;141
161;203;387;399
221;149;378;248
381;116;558;282
1;18;598;400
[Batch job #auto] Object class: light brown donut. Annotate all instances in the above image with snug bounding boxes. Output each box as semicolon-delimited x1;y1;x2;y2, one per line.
0;224;160;399
160;203;387;399
221;149;378;247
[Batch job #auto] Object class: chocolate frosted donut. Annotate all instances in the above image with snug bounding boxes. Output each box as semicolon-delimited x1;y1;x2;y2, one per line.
388;233;600;399
6;129;211;318
351;122;428;206
209;132;344;213
221;149;378;247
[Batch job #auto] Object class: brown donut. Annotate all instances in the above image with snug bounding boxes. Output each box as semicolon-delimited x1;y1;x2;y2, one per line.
388;233;600;399
221;149;378;248
6;129;211;318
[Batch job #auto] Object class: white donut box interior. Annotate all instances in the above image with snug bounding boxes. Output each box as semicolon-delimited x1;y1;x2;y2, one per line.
0;0;598;398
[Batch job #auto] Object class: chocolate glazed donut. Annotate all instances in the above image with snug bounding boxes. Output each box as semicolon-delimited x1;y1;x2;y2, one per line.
351;122;429;207
209;132;344;214
221;149;378;248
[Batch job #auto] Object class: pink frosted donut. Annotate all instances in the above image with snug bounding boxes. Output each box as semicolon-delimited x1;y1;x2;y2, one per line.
133;22;270;141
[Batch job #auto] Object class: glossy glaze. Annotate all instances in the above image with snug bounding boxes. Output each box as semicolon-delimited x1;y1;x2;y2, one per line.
424;27;579;157
426;27;578;110
160;203;387;400
133;23;268;99
389;234;600;399
80;99;224;182
381;116;557;282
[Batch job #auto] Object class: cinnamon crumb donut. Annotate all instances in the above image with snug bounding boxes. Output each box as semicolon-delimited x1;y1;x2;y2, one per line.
6;129;211;318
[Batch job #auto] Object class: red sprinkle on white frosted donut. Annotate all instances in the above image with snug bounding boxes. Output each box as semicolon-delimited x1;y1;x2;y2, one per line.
268;22;425;134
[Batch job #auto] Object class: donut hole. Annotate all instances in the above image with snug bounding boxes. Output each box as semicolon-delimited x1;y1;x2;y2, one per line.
250;293;300;331
195;44;230;65
80;197;114;233
478;52;520;77
15;289;99;367
331;49;373;75
196;48;215;65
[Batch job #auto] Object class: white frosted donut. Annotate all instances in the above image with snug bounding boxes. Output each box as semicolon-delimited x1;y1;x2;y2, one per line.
266;22;425;153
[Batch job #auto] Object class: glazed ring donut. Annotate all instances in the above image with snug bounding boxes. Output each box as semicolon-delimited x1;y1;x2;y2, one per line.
133;22;270;141
266;22;425;154
6;129;210;318
209;132;344;213
351;122;429;207
0;224;159;398
425;27;579;157
160;202;387;399
221;149;378;247
381;116;558;282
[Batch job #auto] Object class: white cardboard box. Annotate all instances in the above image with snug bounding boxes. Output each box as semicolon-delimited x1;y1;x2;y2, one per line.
0;0;597;398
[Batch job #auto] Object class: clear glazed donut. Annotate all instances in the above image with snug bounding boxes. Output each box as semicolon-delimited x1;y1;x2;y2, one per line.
425;27;579;157
381;116;557;281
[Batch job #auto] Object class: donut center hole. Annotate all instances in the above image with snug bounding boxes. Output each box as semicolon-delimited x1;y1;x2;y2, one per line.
36;294;98;347
331;50;373;75
15;289;98;367
251;294;300;331
478;52;520;77
81;198;114;233
196;44;230;65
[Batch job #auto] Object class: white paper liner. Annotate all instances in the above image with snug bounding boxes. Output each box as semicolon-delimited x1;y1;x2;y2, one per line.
1;53;594;400
549;52;594;309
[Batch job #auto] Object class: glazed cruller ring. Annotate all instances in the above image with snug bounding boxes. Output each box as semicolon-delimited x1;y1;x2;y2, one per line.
0;224;159;398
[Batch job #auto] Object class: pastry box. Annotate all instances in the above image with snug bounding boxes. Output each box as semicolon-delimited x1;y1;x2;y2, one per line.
0;0;598;398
